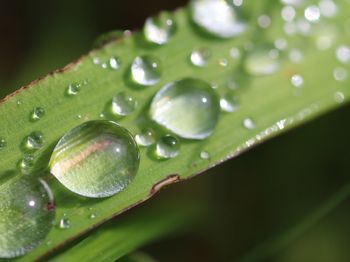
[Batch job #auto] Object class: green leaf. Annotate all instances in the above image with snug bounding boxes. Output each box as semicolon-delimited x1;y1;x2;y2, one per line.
0;0;349;260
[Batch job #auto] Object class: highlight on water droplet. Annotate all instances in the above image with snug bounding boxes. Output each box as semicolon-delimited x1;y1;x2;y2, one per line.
144;11;177;45
66;82;81;96
155;135;180;160
220;93;239;113
190;48;211;67
110;92;138;117
22;131;44;152
191;0;247;38
49;120;140;198
0;176;55;258
243;118;256;130
130;55;162;86
291;74;304;88
59;218;70;229
150;78;220;140
135;128;156;147
244;48;280;76
30;107;45;122
200;151;210;160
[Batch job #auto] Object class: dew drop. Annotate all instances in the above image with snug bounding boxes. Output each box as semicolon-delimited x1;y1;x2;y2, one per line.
220;93;239;113
243;118;256;130
109;56;121;70
334;91;345;104
229;47;241;60
291;74;304;87
89;213;97;219
245;49;280;76
135;129;156;147
59;218;70;229
22;131;44;152
218;58;229;67
49;120;140;198
150;78;220;140
200;151;210;160
155;135;180;160
30;107;45;122
319;0;338;18
18;155;34;175
289;48;303;63
190;48;211;67
333;67;348;82
335;45;350;64
66;82;81;96
130;55;161;86
304;5;320;23
274;38;288;51
257;15;271;28
0;176;55;258
0;138;6;150
144;12;177;45
111;92;138;117
281;6;296;22
191;0;247;38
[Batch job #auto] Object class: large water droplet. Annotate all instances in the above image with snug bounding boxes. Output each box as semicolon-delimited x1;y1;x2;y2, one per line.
191;0;247;38
30;107;45;122
49;120;140;198
135;128;156;147
22;131;44;152
144;12;177;45
0;176;55;258
111;92;138;117
150;78;220;140
155;135;180;160
130;56;161;86
245;49;280;76
190;48;211;67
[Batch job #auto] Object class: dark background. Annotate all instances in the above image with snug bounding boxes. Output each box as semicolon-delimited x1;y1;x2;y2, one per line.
1;1;350;261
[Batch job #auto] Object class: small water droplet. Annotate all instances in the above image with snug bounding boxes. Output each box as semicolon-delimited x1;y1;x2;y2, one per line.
245;49;280;76
93;57;101;65
274;38;288;50
155;135;180;160
111;92;138;117
144;12;177;45
190;48;211;67
289;48;303;63
243;118;256;130
0;176;55;258
304;5;320;23
135;129;156;147
319;0;338;18
336;45;350;64
218;58;229;67
281;6;296;22
22;131;44;152
291;74;304;88
229;47;241;60
220;93;239;113
109;56;121;70
18;155;34;175
49;121;140;198
333;67;348;82
66;82;81;96
59;218;70;229
334;91;345;103
150;78;220;140
30;107;45;122
191;0;247;38
0;138;6;150
200;151;210;160
257;15;271;28
89;213;97;219
130;55;161;86
77;114;82;119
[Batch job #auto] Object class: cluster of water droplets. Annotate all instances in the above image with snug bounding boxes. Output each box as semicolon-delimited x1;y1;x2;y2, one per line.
1;0;350;258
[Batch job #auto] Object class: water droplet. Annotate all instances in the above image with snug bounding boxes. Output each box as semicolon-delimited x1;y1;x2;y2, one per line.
334;91;345;103
313;25;337;50
144;12;177;45
190;48;211;67
191;0;247;38
22;131;44;152
18;155;34;175
200;151;210;160
155;135;180;160
66;82;81;96
274;38;288;50
229;47;241;59
130;56;161;86
49;120;140;198
281;6;296;22
93;57;101;65
291;74;304;87
0;176;55;258
59;218;70;229
0;138;6;150
89;213;97;219
30;107;45;122
109;56;121;70
257;15;271;28
304;5;320;23
150;78;220;140
319;0;338;18
245;49;280;76
220;93;239;113
135;129;156;147
111;92;138;117
243;118;256;130
336;45;350;64
289;48;303;63
333;67;348;82
218;58;229;67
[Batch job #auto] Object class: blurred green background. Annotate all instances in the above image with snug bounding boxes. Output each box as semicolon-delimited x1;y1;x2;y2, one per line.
1;1;350;261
